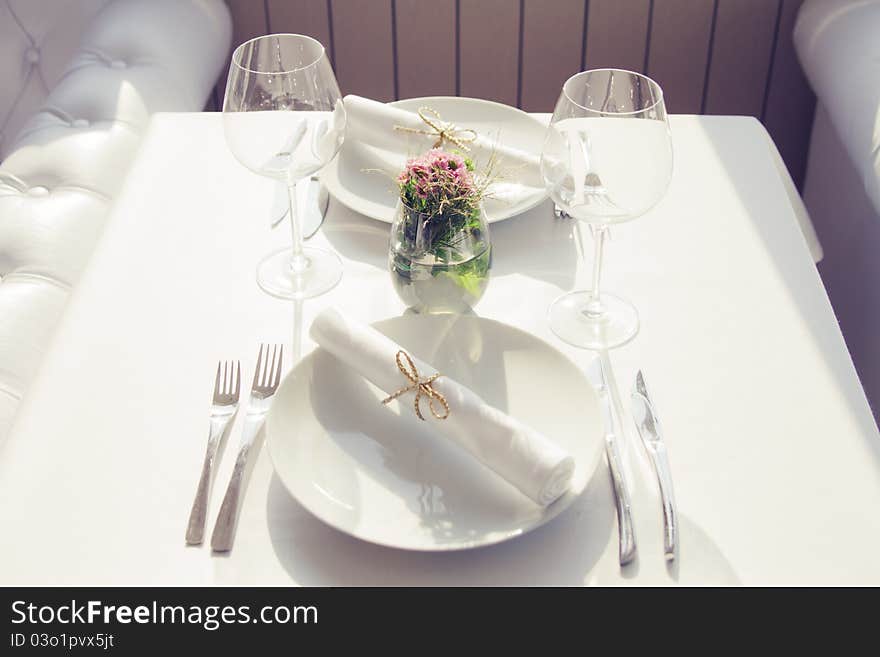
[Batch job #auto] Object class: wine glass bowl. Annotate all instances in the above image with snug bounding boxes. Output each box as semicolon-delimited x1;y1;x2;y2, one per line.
223;34;346;299
540;69;672;349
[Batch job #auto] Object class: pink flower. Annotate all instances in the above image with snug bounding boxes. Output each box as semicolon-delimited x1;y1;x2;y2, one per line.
398;148;477;208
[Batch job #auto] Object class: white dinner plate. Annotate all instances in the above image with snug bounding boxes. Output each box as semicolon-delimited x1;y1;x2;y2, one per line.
321;96;549;224
266;314;603;552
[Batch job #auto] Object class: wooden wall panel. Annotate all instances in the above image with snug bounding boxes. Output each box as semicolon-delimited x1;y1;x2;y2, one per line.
226;0;268;48
459;0;520;105
395;0;456;98
704;0;779;116
646;0;714;114
216;0;268;103
762;0;814;189
330;0;396;101
219;0;817;189
585;0;651;73
520;0;586;112
266;0;333;63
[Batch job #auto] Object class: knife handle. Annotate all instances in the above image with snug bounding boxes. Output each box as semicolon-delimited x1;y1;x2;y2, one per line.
647;442;677;560
604;435;636;566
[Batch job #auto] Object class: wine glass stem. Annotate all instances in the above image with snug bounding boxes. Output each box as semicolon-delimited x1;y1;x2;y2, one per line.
586;224;607;318
287;181;308;274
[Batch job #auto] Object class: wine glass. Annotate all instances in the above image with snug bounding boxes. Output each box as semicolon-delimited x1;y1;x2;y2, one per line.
540;69;672;349
223;34;346;299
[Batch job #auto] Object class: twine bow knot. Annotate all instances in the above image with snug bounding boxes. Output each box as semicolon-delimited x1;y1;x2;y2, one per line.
381;350;450;421
394;107;478;152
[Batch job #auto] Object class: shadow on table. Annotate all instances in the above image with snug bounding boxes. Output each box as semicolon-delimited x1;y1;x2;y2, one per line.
321;197;581;291
264;462;613;586
600;511;741;586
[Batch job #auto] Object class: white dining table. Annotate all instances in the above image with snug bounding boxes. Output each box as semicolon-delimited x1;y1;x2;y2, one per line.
1;112;878;586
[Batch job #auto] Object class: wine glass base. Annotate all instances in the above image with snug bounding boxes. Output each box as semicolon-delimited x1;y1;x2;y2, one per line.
256;246;342;300
549;290;639;350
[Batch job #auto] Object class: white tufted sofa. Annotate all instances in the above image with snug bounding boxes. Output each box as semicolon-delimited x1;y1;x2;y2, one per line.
796;1;880;219
795;0;880;418
0;0;231;439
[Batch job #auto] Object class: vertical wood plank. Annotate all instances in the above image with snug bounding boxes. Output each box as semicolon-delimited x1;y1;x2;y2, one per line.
762;0;815;189
585;0;651;73
704;0;778;116
216;0;269;106
459;0;520;105
330;0;395;101
646;0;714;114
395;0;456;98
266;0;333;62
227;0;269;47
520;0;586;111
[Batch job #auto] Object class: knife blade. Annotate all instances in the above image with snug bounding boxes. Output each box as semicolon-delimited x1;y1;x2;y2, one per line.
631;370;678;560
588;358;636;566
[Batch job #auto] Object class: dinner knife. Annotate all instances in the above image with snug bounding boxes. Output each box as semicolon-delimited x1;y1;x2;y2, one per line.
588;359;636;566
631;370;678;560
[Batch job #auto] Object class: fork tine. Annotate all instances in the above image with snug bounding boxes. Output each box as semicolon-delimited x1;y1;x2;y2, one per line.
252;344;264;389
224;361;229;394
273;345;283;388
234;360;241;398
268;345;277;388
266;345;274;386
213;361;222;398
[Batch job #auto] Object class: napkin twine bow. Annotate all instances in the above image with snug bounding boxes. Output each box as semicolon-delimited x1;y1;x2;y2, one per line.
381;350;450;421
394;107;478;152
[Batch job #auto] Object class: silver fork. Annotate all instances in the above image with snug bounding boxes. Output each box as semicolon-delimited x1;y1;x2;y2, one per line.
186;360;240;545
211;344;283;552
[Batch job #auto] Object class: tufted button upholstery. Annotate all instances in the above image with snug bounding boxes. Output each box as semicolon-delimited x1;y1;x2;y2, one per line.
0;0;231;439
0;0;110;157
24;46;41;65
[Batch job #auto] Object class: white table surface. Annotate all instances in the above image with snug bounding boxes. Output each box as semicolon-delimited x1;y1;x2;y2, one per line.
1;112;878;586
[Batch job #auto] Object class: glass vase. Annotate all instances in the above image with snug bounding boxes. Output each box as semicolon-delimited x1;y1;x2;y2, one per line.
389;199;492;314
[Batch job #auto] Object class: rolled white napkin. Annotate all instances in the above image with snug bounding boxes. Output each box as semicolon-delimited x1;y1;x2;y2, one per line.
343;94;544;188
310;308;575;506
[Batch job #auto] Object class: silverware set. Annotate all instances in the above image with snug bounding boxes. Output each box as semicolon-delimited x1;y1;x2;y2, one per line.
590;358;679;566
185;344;283;552
186;331;675;565
562;205;677;565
